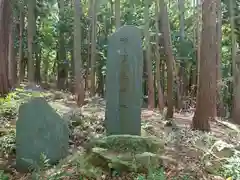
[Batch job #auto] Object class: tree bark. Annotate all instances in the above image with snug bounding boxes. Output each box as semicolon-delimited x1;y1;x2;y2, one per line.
177;0;185;110
90;0;97;97
192;0;217;131
43;52;50;83
57;0;68;90
27;0;36;83
216;0;225;117
159;0;174;118
144;0;155;109
19;5;25;82
86;0;92;92
196;0;201;95
230;0;240;124
8;15;17;87
155;0;164;112
233;53;240;124
35;47;41;83
115;0;120;29
73;0;85;106
0;0;11;96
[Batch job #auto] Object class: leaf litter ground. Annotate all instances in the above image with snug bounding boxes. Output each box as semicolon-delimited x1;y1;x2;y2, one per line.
0;90;240;180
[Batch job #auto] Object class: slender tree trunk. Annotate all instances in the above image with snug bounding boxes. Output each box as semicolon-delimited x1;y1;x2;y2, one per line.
27;0;36;83
230;0;240;124
96;53;104;97
90;0;97;97
35;47;41;83
57;0;67;90
109;0;114;33
144;0;155;109
233;53;240;124
177;0;185;110
192;0;217;131
159;0;174;118
115;0;120;29
69;40;74;93
160;59;165;95
86;0;92;91
155;0;164;112
8;16;16;87
43;52;50;83
216;0;225;117
191;0;198;97
101;13;110;97
196;0;201;91
0;0;11;95
73;0;85;106
19;5;25;82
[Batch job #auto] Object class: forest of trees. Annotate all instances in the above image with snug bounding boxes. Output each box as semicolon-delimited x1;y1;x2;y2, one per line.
0;0;240;131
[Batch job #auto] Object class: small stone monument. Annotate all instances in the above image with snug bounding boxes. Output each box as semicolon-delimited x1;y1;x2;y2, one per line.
105;25;143;135
16;97;69;172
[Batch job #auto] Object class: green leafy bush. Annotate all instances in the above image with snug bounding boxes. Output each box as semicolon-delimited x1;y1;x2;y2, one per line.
0;88;47;120
220;153;240;180
0;171;9;180
136;167;190;180
0;130;16;156
0;94;18;120
136;168;166;180
22;153;73;180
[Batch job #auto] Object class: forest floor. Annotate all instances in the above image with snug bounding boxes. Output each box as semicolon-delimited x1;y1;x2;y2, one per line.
0;86;240;180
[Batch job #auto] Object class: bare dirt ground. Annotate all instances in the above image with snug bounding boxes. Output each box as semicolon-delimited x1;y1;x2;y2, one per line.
52;93;240;179
1;90;240;180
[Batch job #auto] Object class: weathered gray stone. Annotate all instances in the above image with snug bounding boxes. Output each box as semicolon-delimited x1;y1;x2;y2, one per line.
105;25;143;135
16;97;69;172
88;135;164;153
86;135;164;173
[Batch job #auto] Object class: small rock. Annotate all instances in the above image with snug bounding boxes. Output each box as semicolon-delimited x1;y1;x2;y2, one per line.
214;147;234;158
205;160;222;174
210;175;225;180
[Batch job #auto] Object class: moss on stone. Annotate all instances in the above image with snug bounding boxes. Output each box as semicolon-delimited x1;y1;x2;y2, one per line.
85;135;164;173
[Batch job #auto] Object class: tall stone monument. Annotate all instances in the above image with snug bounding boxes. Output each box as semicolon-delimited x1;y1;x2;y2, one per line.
105;25;143;135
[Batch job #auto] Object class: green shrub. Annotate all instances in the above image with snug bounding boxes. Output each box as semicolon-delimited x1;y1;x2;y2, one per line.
0;170;9;180
220;153;240;180
136;168;166;180
136;167;190;180
0;130;16;156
